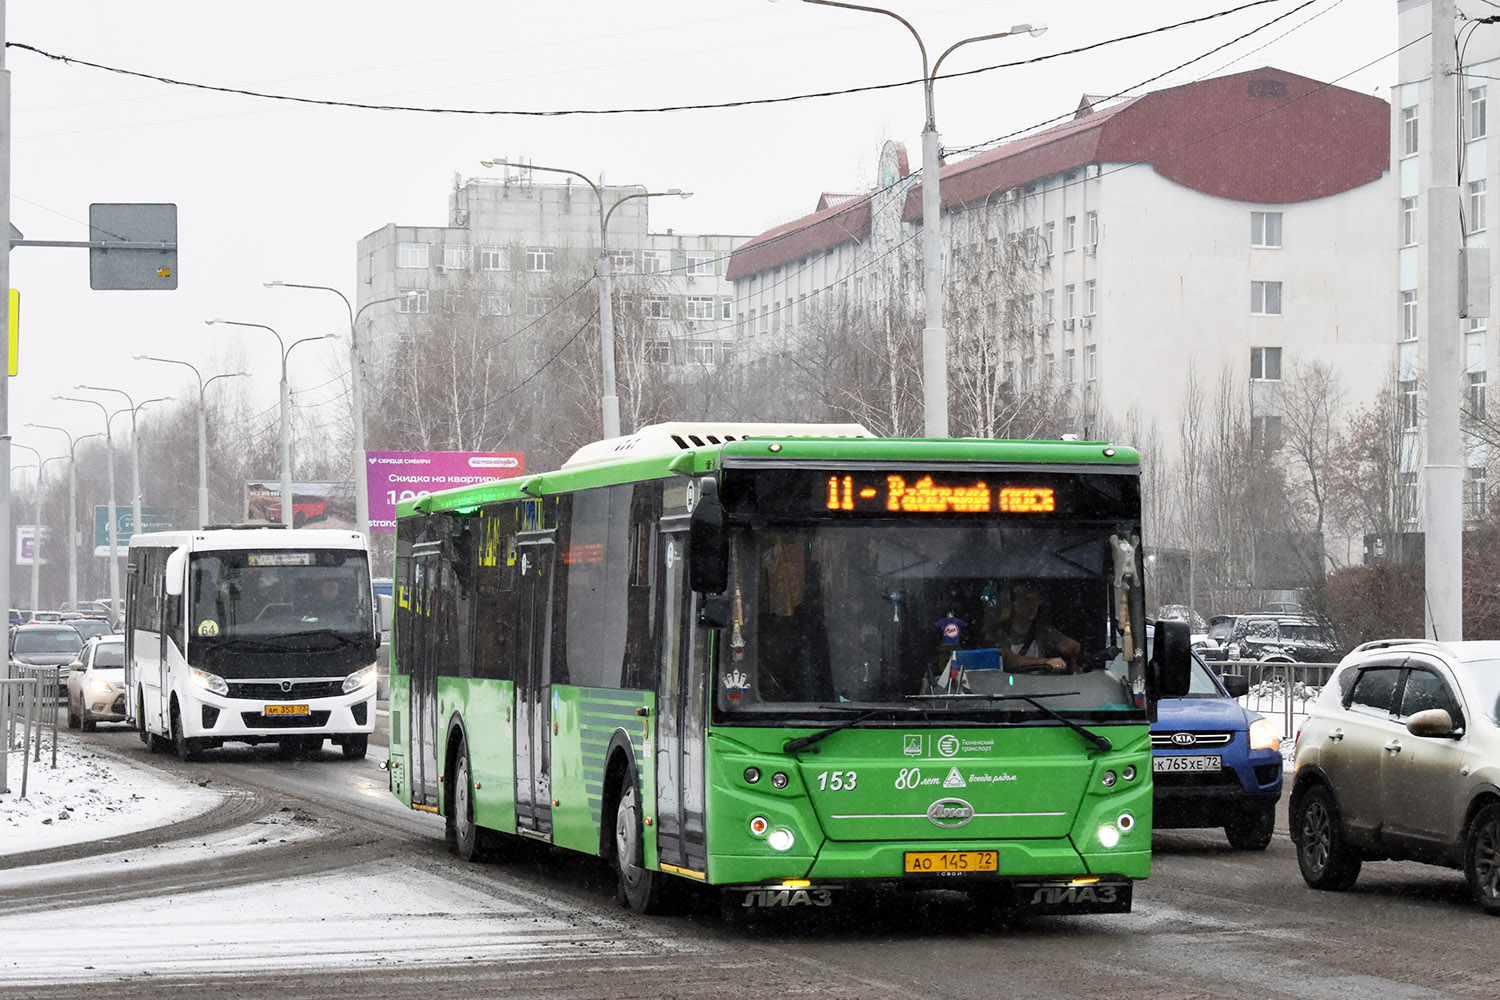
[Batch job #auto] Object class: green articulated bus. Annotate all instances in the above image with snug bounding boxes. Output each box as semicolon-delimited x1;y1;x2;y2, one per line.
386;422;1191;916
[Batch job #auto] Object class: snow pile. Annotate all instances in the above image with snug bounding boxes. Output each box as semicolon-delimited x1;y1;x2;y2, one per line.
0;733;221;855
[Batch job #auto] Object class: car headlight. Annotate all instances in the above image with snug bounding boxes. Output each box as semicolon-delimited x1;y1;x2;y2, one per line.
189;668;229;696
1249;717;1281;751
87;677;114;695
342;665;377;694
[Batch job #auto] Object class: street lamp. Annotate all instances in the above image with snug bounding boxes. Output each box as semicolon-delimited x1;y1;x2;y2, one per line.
205;319;334;527
8;444;63;615
26;423;103;610
74;387;172;556
263;282;417;536
55;395;122;611
479;158;691;439
802;1;1046;437
133;356;248;529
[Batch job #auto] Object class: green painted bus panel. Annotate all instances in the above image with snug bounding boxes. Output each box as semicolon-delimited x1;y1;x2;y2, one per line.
397;437;1139;520
387;673;411;807
703;723;1153;885
549;685;653;857
435;677;518;834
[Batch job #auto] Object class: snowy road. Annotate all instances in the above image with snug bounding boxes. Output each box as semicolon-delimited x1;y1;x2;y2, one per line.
3;723;1497;999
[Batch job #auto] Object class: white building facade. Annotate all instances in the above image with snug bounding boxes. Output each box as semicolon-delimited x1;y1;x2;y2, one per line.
727;68;1394;452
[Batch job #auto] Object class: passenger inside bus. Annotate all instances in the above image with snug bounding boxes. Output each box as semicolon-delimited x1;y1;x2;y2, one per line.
299;579;345;623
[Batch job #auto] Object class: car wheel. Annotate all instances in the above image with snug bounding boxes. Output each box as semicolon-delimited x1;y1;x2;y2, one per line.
447;743;485;862
67;701;80;730
341;734;368;760
1294;784;1361;890
80;708;97;733
1463;802;1500;916
1226;802;1276;851
171;703;201;762
613;767;675;914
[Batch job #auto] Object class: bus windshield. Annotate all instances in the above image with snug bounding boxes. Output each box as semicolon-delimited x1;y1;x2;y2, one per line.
186;549;374;675
714;521;1141;721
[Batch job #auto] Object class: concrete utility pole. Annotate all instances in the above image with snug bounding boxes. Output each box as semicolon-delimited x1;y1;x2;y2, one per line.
1426;0;1463;640
2;0;14;642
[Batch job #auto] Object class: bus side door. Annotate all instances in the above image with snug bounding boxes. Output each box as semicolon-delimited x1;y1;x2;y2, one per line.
408;545;444;808
654;518;709;873
513;528;555;838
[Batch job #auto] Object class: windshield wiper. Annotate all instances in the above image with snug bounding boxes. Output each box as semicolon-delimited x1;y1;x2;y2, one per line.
907;690;1112;753
783;708;893;754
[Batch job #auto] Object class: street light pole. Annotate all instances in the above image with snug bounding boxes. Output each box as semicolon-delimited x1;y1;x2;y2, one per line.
8;444;61;614
206;319;333;528
75;386;171;553
802;1;1045;437
478;158;690;439
264;283;416;536
26;423;101;610
134;356;247;528
55;395;120;611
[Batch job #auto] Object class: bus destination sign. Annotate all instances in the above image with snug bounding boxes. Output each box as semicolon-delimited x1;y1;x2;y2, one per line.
824;474;1055;515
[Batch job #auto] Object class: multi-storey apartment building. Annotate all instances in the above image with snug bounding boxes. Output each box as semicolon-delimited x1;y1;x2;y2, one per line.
1396;0;1496;528
727;68;1393;451
357;170;747;371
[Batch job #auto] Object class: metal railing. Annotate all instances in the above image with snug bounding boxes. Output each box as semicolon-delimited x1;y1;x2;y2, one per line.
1212;658;1338;742
2;664;62;798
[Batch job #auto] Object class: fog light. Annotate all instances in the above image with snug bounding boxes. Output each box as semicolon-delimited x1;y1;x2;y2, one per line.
1122;765;1137;781
744;767;761;784
1118;812;1135;832
767;828;795;851
771;772;789;789
1101;770;1117;787
1098;825;1120;848
750;816;768;836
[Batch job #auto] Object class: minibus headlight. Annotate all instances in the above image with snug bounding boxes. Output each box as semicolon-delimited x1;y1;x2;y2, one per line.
342;666;378;694
189;668;229;696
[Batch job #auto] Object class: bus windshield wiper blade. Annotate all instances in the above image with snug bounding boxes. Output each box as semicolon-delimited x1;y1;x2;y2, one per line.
983;693;1112;753
783;708;889;754
909;690;1112;752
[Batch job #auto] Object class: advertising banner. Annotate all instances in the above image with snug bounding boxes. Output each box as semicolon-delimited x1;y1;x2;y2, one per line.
15;525;49;566
243;481;356;529
93;506;174;556
365;451;524;531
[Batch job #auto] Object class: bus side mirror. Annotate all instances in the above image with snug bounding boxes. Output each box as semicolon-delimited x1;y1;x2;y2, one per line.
1152;619;1192;698
164;548;188;598
688;477;728;595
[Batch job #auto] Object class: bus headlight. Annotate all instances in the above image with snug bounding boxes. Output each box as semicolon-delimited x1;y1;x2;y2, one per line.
767;829;796;852
189;668;229;696
1249;718;1281;751
342;666;378;694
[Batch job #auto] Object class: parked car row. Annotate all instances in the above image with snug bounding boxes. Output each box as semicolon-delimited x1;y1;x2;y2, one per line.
1192;612;1341;664
8;614;123;698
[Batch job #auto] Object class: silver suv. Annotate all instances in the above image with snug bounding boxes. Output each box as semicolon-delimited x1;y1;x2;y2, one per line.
1290;639;1500;915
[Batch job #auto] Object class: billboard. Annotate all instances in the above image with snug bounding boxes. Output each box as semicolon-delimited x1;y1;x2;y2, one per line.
243;481;356;529
16;525;50;566
365;451;524;531
93;506;174;556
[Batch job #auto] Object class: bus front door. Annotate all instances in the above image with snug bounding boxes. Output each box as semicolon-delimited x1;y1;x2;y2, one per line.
513;530;555;838
654;524;709;873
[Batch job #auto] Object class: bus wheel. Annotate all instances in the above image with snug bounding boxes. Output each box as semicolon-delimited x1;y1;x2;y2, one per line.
614;771;671;914
448;744;485;862
171;704;202;762
341;734;369;760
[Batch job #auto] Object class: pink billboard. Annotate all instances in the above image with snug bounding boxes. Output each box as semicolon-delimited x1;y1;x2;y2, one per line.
365;450;524;531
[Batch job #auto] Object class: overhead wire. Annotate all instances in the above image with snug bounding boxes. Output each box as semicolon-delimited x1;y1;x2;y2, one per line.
4;2;1294;120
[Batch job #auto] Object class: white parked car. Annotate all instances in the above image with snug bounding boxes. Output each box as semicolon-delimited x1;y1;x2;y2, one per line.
66;635;128;731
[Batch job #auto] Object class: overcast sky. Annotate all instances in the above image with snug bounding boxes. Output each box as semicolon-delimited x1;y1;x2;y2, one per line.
4;0;1395;465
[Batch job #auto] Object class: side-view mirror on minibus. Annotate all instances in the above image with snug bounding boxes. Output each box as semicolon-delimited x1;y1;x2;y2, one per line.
688;477;728;595
1152;619;1193;698
164;548;188;598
